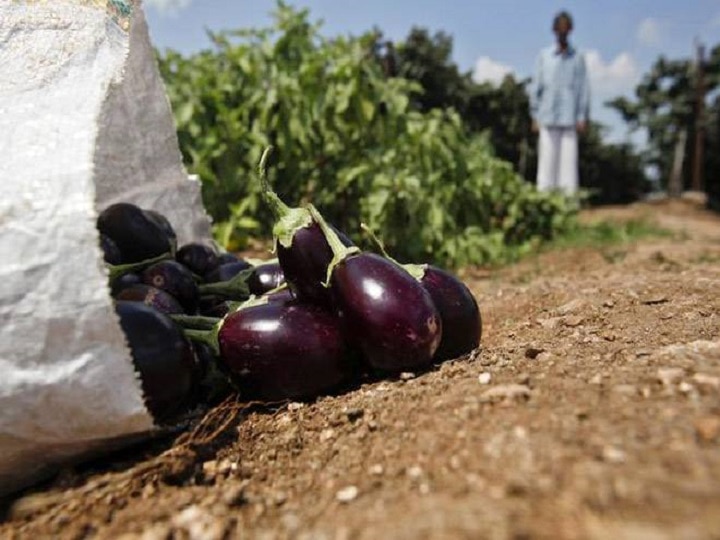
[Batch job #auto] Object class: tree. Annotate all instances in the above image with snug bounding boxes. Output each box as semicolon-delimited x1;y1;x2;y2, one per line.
608;43;720;201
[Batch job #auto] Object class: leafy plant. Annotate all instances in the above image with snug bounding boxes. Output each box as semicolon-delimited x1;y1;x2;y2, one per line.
157;1;578;268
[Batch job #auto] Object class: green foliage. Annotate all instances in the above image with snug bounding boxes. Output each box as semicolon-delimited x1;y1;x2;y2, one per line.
157;2;577;268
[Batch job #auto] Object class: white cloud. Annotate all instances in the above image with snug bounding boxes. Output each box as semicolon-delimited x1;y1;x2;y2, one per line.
636;18;662;47
585;49;639;100
144;0;193;15
472;56;514;86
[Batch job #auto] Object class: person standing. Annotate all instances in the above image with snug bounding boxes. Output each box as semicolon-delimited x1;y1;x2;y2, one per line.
531;11;590;196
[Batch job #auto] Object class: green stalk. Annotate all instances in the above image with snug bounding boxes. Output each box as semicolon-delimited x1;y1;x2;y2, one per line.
306;204;360;286
360;222;426;281
198;267;254;299
257;145;313;249
107;251;172;282
182;327;221;357
170;314;221;330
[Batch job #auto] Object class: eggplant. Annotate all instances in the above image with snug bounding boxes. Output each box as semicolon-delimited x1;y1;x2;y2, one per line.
111;272;142;296
247;261;285;295
331;252;441;372
204;260;253;283
176;242;220;277
263;286;294;304
276;222;355;306
145;210;178;254
217;252;239;265
142;260;199;313
415;266;481;361
97;203;174;263
100;234;123;265
258;148;354;307
183;298;354;401
115;301;196;421
116;284;184;315
359;224;481;362
308;206;442;372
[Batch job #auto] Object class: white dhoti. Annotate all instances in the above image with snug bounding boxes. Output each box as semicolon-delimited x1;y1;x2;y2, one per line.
537;126;578;195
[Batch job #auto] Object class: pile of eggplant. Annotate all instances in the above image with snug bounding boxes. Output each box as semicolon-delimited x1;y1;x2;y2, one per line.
100;151;481;422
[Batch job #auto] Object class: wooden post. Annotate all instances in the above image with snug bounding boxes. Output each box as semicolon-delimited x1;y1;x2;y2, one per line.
692;41;705;192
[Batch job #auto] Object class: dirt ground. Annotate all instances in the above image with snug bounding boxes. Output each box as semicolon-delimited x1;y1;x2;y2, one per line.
3;195;720;540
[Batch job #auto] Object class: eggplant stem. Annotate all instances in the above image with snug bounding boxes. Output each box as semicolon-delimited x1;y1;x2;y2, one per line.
307;204;360;286
170;314;221;330
359;223;426;281
198;267;254;298
258;146;291;220
183;327;221;357
107;251;172;282
360;223;397;262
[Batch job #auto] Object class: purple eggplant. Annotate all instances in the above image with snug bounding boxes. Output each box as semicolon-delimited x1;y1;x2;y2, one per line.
331;252;441;372
97;203;174;263
100;234;123;265
263;286;294;304
359;224;481;362
416;266;481;361
142;260;199;313
307;206;442;372
116;284;184;315
183;298;354;401
258;148;354;307
115;301;196;421
247;261;285;295
176;242;220;277
111;272;142;296
217;252;239;265
145;210;178;255
204;260;253;283
276;222;355;306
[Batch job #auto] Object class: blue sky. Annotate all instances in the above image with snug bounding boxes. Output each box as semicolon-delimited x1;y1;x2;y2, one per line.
144;0;720;143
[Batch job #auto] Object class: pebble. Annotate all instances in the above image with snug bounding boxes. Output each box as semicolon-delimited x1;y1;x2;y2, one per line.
480;384;531;403
657;367;684;386
288;402;305;411
320;428;336;442
336;486;359;503
537;317;563;329
563;315;584;327
368;464;384;476
589;374;603;385
694;416;720;442
406;465;423;480
399;372;416;381
678;381;694;394
601;446;626;464
478;372;492;385
556;298;586;316
692;373;720;391
524;347;545;359
344;407;365;422
641;294;668;305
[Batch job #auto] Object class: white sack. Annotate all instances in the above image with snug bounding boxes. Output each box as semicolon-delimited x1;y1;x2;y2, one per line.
0;0;213;495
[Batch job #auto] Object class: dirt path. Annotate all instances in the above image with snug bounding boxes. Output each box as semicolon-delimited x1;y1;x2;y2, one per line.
4;196;720;540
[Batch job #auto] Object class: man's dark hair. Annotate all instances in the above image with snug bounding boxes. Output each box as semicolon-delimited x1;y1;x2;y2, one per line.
553;11;573;31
